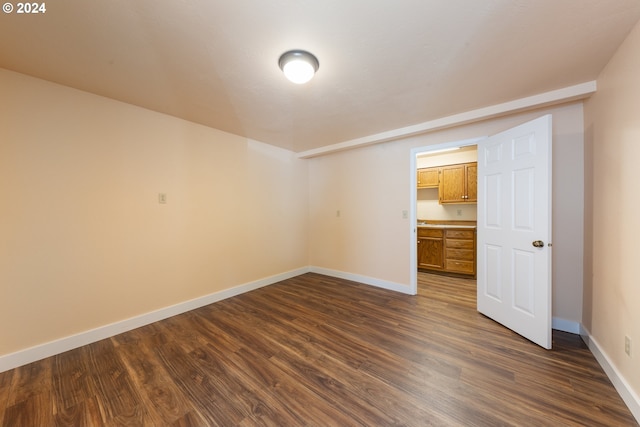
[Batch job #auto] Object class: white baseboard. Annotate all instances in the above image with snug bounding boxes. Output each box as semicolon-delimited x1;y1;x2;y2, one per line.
309;266;415;295
580;325;640;423
552;317;581;334
0;267;310;373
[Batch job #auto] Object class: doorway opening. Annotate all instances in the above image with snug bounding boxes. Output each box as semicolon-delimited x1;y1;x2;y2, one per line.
408;137;484;295
409;116;553;348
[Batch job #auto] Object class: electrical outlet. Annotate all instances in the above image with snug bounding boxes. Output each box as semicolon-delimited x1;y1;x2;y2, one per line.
625;336;632;357
336;210;340;218
158;193;167;204
402;210;408;219
456;209;462;216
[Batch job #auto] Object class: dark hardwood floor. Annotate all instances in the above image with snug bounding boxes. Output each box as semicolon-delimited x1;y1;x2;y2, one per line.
0;272;637;426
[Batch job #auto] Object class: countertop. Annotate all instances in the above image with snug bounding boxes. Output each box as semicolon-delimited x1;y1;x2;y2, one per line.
417;223;476;229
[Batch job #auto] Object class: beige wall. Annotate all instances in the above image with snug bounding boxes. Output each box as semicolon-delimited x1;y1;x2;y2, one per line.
584;20;640;399
0;69;309;356
308;103;585;324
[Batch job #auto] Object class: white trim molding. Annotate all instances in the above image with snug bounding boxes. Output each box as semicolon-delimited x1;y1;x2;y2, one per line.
580;325;640;423
551;317;581;334
309;266;415;295
0;267;310;373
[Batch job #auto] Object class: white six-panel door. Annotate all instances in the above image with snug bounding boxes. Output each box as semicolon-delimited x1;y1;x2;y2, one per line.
477;115;552;349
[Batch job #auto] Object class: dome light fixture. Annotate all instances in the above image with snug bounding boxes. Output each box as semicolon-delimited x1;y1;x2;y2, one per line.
278;50;319;84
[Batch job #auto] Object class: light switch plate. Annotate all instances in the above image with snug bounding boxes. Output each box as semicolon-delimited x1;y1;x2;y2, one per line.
625;336;632;357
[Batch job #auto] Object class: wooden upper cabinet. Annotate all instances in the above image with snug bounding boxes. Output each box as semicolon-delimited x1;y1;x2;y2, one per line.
439;162;477;204
465;163;477;202
417;167;439;188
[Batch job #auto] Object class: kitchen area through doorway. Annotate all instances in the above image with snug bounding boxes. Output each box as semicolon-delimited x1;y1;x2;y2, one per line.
416;145;478;280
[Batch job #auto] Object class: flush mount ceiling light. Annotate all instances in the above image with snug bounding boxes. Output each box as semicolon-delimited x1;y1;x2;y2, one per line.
278;50;319;84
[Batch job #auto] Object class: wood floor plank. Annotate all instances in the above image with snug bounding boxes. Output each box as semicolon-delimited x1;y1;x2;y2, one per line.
201;298;431;425
2;391;54;427
0;272;636;426
211;345;361;426
190;344;310;427
169;410;209;427
154;340;248;426
53;396;105;427
111;325;201;425
85;338;156;426
5;357;51;407
51;346;97;415
0;368;14;425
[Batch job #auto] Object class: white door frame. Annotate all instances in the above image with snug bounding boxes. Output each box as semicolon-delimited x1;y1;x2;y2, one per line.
408;136;486;294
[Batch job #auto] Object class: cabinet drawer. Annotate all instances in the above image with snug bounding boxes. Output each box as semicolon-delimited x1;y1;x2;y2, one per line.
445;260;475;274
418;228;444;238
445;239;474;249
445;229;475;239
446;248;474;261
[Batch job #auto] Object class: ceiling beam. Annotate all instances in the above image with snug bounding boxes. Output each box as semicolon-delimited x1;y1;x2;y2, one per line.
297;81;596;159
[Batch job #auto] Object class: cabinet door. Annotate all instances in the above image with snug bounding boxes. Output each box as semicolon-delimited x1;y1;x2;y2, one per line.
439;162;477;203
439;164;465;203
465;163;477;202
418;237;444;269
417;167;439;188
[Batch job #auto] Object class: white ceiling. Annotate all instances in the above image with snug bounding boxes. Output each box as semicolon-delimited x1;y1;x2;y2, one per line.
1;1;640;153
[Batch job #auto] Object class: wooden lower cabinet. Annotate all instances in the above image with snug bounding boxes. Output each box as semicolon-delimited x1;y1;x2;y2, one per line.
417;228;444;270
418;227;476;276
444;229;476;275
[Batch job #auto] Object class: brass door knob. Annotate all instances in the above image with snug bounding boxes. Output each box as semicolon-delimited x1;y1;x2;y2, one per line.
532;240;544;248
